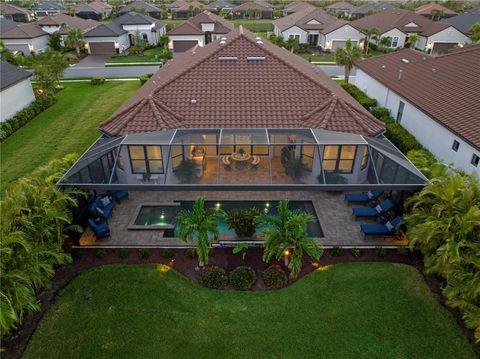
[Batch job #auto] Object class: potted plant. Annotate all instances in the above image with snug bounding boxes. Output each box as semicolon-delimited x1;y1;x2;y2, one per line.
226;207;260;237
284;158;307;181
175;159;199;183
142;172;151;181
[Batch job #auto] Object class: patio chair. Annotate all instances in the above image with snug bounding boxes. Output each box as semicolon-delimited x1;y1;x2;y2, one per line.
352;199;395;219
111;190;129;202
88;196;115;219
345;190;383;203
360;216;401;239
87;219;110;239
251;155;260;170
222;155;231;171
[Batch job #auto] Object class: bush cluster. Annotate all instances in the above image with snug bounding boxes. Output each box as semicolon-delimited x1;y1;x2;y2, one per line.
262;265;288;289
339;82;377;109
0;94;56;142
91;77;106;85
96;249;107;259
139;248;150;259
200;266;228;289
229;266;256;290
351;248;361;257
139;73;154;85
374;247;387;257
331;246;343;256
185;248;196;259
375;113;424;154
161;248;174;258
119;248;129;258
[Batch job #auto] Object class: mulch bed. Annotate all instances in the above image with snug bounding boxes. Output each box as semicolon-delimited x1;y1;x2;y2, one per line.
2;247;479;359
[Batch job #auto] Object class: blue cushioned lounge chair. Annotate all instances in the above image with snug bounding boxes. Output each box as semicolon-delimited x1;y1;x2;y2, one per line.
360;216;401;238
88;196;115;219
87;219;110;239
344;190;384;203
352;199;395;218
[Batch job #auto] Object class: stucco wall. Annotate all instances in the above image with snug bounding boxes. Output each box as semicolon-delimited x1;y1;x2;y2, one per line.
86;33;130;52
325;25;364;49
356;69;480;175
1;78;35;122
3;35;49;55
381;28;406;48
280;25;307;43
122;24;160;45
426;26;469;50
169;34;205;48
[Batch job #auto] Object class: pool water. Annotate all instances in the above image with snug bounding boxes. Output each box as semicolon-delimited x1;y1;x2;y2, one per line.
134;206;178;227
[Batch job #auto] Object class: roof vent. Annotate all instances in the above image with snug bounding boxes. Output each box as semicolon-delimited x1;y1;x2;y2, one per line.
218;56;238;61
190;99;197;104
247;56;266;61
401;58;409;63
256;40;264;45
432;68;437;73
398;69;403;80
255;36;261;40
381;64;386;69
220;40;226;45
422;56;427;61
221;37;227;41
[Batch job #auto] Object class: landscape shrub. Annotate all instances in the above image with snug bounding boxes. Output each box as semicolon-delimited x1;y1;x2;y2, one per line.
297;43;309;53
339;82;377;109
0;94;57;142
119;248;129;258
185;248;196;259
379;115;423;154
91;77;106;85
396;247;409;256
161;248;174;258
200;266;227;289
158;49;172;60
351;248;361;257
139;73;153;85
262;265;288;289
331;246;343;256
208;248;216;257
370;107;390;119
139;248;150;259
229;266;257;290
96;249;107;259
375;247;387;257
226;207;260;237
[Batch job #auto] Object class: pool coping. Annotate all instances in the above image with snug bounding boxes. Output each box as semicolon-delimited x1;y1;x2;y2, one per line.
127;202;181;230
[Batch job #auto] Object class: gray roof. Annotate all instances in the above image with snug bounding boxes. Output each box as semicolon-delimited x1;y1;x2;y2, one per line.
208;0;233;9
350;2;396;15
84;22;127;37
35;2;65;10
0;61;32;90
119;1;161;13
0;18;18;33
114;11;161;25
442;12;480;35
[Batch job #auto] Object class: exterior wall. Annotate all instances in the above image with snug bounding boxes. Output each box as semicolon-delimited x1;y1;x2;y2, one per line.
122;24;159;45
425;27;469;51
86;33;130;53
169;34;205;48
2;35;49;55
356;69;480;175
324;25;364;50
381;28;406;48
0;78;35;122
280;25;307;43
201;23;215;32
416;35;427;50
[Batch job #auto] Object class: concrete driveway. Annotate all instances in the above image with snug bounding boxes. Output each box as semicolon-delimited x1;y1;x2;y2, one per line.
71;54;110;68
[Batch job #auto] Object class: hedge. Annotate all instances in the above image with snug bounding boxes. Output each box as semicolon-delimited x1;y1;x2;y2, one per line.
139;73;154;85
91;77;106;85
339;81;377;109
0;94;57;142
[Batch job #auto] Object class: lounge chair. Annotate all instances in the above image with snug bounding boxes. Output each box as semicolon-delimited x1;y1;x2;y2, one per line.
222;155;231;170
88;196;115;219
112;190;129;202
352;199;395;218
87;219;110;239
251;155;260;170
345;190;383;203
360;216;401;238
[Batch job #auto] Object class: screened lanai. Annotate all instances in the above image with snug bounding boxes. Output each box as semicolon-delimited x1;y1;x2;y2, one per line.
58;128;428;191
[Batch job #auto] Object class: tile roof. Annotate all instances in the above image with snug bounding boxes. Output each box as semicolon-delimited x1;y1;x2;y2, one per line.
415;2;457;15
325;2;353;10
355;45;480;150
274;8;341;32
36;14;99;34
0;2;31;15
349;2;396;15
119;1;160;13
176;0;206;12
0;22;48;39
232;0;274;12
442;12;480;35
114;11;162;26
350;9;451;36
284;1;316;13
0;61;32;90
101;26;384;137
207;0;234;9
35;2;65;10
165;0;186;9
0;18;18;33
84;22;126;37
168;10;233;35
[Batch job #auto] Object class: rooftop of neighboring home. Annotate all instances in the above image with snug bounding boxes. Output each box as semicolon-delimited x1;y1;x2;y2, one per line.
76;1;113;14
35;2;65;10
175;0;207;12
0;2;31;15
441;8;480;35
233;0;274;12
119;1;161;13
101;26;384;137
355;45;480;150
84;22;127;37
414;2;457;16
167;10;233;35
165;0;186;9
0;18;18;33
283;1;316;13
207;0;234;9
113;11;164;28
274;8;345;34
36;13;99;34
325;1;353;10
0;61;32;90
0;22;48;39
349;2;397;15
350;8;453;36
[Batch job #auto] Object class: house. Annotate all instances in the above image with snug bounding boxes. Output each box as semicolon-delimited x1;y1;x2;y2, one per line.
350;9;469;54
165;0;186;11
0;22;49;55
114;12;166;45
0;61;35;122
36;14;99;43
0;19;18;34
442;8;480;36
76;2;113;21
415;2;457;20
347;2;397;19
0;3;33;22
232;0;274;19
355;46;480;175
84;23;129;54
205;0;234;14
119;1;162;19
168;10;233;52
61;26;427;195
273;8;364;50
324;1;353;17
282;2;316;16
34;2;66;17
173;0;206;19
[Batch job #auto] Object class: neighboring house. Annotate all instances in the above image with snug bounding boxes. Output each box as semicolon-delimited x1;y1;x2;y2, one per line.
0;3;33;22
350;9;469;54
355;46;480;175
415;2;457;20
273;8;364;50
119;1;162;19
76;2;113;21
282;2;316;16
0;61;35;122
34;2;65;17
168;10;233;52
206;0;234;14
232;0;274;19
347;2;397;19
114;12;166;46
324;1;353;17
0;22;49;55
60;27;427;210
173;0;206;19
165;0;186;11
84;23;129;54
442;9;480;36
0;18;18;33
36;14;99;43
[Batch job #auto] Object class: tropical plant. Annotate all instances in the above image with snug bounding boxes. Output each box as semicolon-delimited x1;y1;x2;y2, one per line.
28;51;69;93
65;28;85;57
378;36;391;51
226;207;260;237
430;8;444;21
158;34;169;50
470;22;480;43
175;158;199;183
233;242;249;260
48;32;62;51
229;266;256;290
406;149;449;179
406;33;420;48
360;27;379;54
176;197;225;266
335;39;363;83
257;200;323;278
285;36;297;53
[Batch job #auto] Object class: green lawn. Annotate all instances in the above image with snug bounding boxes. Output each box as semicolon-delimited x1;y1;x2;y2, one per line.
232;19;273;32
107;47;166;64
23;263;475;359
0;81;139;187
298;53;335;62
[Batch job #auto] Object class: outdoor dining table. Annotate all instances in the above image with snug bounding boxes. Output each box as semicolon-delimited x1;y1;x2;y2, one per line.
230;152;252;161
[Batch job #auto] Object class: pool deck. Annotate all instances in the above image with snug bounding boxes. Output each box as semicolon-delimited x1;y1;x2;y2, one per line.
81;191;408;248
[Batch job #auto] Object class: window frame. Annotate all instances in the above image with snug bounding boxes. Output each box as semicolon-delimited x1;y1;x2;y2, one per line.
322;145;357;174
451;140;460;152
390;36;399;48
128;145;164;174
471;154;479;168
396;101;405;123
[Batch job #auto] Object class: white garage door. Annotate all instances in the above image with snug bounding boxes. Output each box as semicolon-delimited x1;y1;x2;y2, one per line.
331;40;358;50
431;42;457;55
5;44;30;56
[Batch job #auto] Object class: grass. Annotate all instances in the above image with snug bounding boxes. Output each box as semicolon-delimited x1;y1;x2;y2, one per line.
298;53;336;62
0;81;139;187
165;19;273;33
23;263;475;359
107;47;166;64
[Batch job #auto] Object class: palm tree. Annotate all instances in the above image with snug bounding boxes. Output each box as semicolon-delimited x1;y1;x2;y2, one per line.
406;33;420;49
176;197;225;266
378;36;391;51
286;36;297;53
158;34;169;50
65;28;85;57
257;200;324;278
335;39;363;83
470;22;480;43
360;27;379;54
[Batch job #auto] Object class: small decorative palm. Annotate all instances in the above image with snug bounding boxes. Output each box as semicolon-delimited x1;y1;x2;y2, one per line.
406;33;420;49
335;39;363;83
65;28;85;57
360;27;379;54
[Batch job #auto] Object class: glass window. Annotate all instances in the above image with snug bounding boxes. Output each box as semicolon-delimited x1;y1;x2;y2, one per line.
471;154;479;167
171;145;184;170
361;147;368;169
322;145;356;173
452;140;460;152
390;36;399;48
301;145;314;171
128;145;163;174
253;145;269;155
338;145;356;173
396;101;405;123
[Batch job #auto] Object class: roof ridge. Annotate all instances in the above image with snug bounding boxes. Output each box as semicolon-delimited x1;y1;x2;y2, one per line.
103;98;149;133
150;97;185;128
337;98;382;134
318;96;338;128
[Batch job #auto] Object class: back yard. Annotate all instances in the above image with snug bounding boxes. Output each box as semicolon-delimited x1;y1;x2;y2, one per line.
23;263;476;359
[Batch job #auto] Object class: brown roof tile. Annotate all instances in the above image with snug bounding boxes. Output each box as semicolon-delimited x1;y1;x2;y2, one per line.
232;1;273;12
101;27;384;137
415;2;457;16
168;11;233;35
0;22;48;39
36;14;99;34
274;8;340;32
356;45;480;150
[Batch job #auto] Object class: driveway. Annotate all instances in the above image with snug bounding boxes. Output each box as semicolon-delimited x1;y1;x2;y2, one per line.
71;54;110;68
